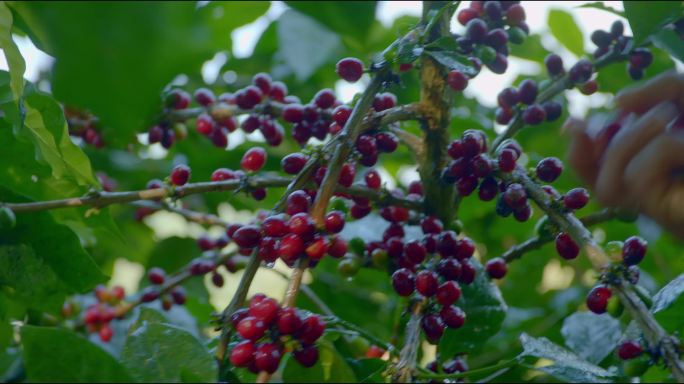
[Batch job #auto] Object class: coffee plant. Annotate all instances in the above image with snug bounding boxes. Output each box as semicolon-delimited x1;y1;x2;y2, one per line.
1;1;684;382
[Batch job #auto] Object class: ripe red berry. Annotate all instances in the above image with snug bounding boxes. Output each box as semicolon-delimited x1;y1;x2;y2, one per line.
233;225;261;248
617;340;643;360
447;70;469;91
436;281;462;306
236;86;263;109
350;203;371;219
555;233;580;260
148;267;166;285
171;286;186;305
497;148;518;173
522;104;546;125
278;233;304;262
536;157;563;182
167;89;191;110
506;4;526;25
99;324;114;342
545;54;564;76
462;130;486;157
332;105;352;126
327;237;348;258
140;287;160;303
241;147;267;172
194;88;216;106
288;213;315;237
586;285;612;314
404;241;427;264
437;258;461;281
212;272;225;287
497;87;520;108
252;73;272;94
314;89;336;109
254;343;282;374
170;164;191;186
286;190;311;215
230;340;255;367
487;53;508;74
465;18;488;43
336;57;364;83
486;257;507;279
258;237;278;262
457;8;478;26
563;188;589;210
420;216;443;234
569;59;594;84
237;316;267;341
478;176;498;201
293;345;319;367
269;81;288;102
282;104;304;123
249;296;280;324
262;215;288;237
392;268;415;296
503;183;527;210
459;261;477;285
306;236;328;261
440;305;466;329
356;134;378;157
455;238;475;260
299;315;326;344
438;231;458;258
281;153;309;175
518;79;538;105
415;270;439;297
375;132;398;153
276;307;302;335
447;140;464;159
364;169;382;190
421;314;446;343
623;236;647;266
324;211;345;233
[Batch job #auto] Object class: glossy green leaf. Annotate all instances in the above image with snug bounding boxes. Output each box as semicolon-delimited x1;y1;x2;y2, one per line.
21;325;133;382
438;259;507;357
424;50;478;77
561;312;621;364
122;308;218;382
286;1;377;45
624;1;682;44
348;358;387;383
277;9;343;81
0;2;24;101
282;339;357;383
577;2;624;17
652;28;684;64
651;272;684;332
200;1;269;50
548;9;585;57
520;333;617;383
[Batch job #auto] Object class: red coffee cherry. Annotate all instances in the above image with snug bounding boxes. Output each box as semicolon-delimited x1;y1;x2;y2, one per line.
622;236;647;266
563;188;589;210
276;307;302;335
485;257;507;279
298;315;326;344
421;314;446;343
293;345;319;367
555;233;580;260
170;164;191;186
545;54;564;76
281;153;309;175
336;57;364;83
99;324;114;342
237;316;267;341
324;211;346;234
440;305;466;329
392;268;415;296
194;87;216;106
522;104;546;125
282;104;305;123
278;233;305;262
457;8;478;26
230;340;255;367
241;147;267;172
375;132;398;153
415;270;439;297
586;285;612;314
314;88;336;109
254;343;282;374
286;190;312;216
617;340;643;360
536;157;563;182
518;79;538;105
436;281;462;306
148;267;166;285
249;296;280;324
448;70;469;91
497;148;518;173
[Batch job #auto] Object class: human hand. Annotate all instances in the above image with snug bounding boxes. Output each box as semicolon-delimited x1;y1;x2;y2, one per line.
566;71;684;239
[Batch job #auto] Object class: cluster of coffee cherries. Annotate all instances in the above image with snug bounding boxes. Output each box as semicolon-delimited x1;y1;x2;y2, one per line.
230;294;326;372
455;1;529;75
80;285;126;342
65;107;105;148
138;267;188;311
589;20;654;81
426;355;469;380
585;235;648;315
385;215;476;343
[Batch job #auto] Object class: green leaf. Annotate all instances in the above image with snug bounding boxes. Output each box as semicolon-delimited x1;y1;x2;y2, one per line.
576;2;624;17
0;188;107;296
8;2;228;144
519;333;617;383
424;50;478;77
200;1;269;50
624;1;682;44
509;34;547;64
282;339;357;383
21;325;133;382
285;1;377;46
651;272;684;332
122;308;218;382
548;9;585;57
348;358;387;383
0;2;24;101
652;28;684;64
277;9;343;81
438;259;507;356
560;312;621;364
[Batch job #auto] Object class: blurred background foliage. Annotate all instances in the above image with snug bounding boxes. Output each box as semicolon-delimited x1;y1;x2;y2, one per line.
1;1;684;382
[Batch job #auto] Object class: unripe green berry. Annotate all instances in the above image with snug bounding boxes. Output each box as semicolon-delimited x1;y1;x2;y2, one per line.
348;335;371;357
349;237;366;256
507;27;526;45
623;354;650;377
604;241;624;261
371;248;389;269
607;295;624;318
338;255;362;277
475;45;497;64
534;216;557;240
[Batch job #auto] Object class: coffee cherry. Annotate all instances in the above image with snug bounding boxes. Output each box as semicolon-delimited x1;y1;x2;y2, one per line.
241;115;261;133
293;345;320;368
518;79;538;105
336;57;364;83
286;190;311;216
231;225;261;249
455;238;476;260
513;204;532;222
503;183;527;210
148;125;164;144
555;233;579;260
147;267;166;285
495;107;513;125
630;48;653;70
258;237;278;262
288;213;315;238
237;316;267;341
314;89;336;109
448;70;469;91
276;307;302;335
416;270;439;297
497;148;518;173
281;153;309;175
457;176;478;196
332;105;352;126
194;88;215;106
420;216;443;234
269;81;288;102
282;104;304;123
440;305;466;328
236;86;263;110
522;104;546;125
478;176;498;201
543;101;562;122
459;261;477;285
536;157;563;182
443;357;468;374
622;236;647;266
591;29;613;48
278;233;304;262
350;203;371;219
99;324;114;342
212;272;225;287
438;258;462;281
436;281;462;306
375;132;398;153
170;164;191;186
618;340;643;360
486;257;507;279
466;18;488;43
580;79;598;95
569;59;594;84
506;4;525;25
241;147;267;172
484;0;502;20
392;268;415;296
586;285;612;314
458;8;478;26
421;314;445;343
497;87;519;109
545;54;564;77
323;211;345;234
171;286;186;305
249;296;280;324
230;340;255;367
254;343;281;374
485;28;508;49
356;134;377;157
486;53;508;74
299;315;326;344
462;130;486;157
563;188;589;210
167;89;191;109
438;230;459;257
261;215;288;238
